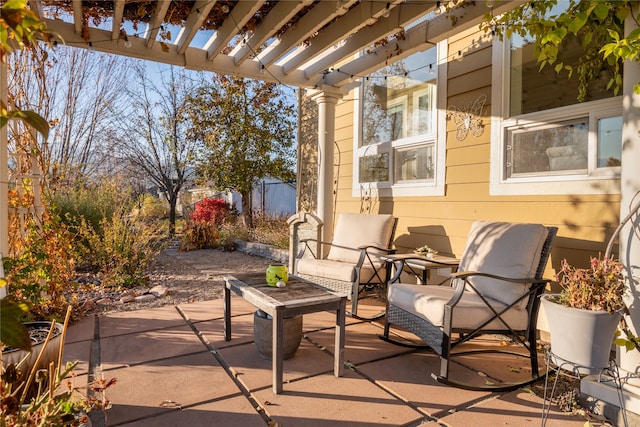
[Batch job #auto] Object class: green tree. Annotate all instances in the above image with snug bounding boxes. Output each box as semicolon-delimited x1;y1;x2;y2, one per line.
186;75;296;227
482;0;640;102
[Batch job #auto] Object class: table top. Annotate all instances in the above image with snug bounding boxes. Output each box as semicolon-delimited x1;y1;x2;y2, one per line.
224;272;344;310
380;253;460;268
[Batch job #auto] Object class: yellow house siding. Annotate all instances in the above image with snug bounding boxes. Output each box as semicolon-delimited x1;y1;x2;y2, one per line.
447;163;490;185
328;27;620;277
335;100;354;181
448;67;492;98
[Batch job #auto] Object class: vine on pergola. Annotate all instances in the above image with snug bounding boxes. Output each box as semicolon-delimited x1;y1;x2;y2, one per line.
41;0;323;45
482;0;640;103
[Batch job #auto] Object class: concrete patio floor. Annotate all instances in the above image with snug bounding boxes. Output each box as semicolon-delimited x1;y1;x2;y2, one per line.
63;299;619;427
60;248;614;426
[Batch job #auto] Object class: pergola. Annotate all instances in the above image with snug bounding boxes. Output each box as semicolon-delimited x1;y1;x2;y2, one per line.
2;0;640;413
1;0;519;246
26;0;519;90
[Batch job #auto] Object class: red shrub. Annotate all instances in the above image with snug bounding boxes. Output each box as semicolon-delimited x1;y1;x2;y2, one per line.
190;198;233;225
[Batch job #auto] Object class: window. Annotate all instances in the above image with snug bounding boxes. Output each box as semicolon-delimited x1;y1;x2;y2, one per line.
508;118;589;177
354;42;446;197
359;153;389;183
395;145;434;182
491;30;622;195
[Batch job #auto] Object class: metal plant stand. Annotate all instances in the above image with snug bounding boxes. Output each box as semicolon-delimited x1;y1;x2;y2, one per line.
541;348;628;427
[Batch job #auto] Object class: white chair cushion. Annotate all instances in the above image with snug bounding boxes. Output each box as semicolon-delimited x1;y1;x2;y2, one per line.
457;221;548;308
297;258;356;282
388;283;528;330
297;258;385;284
327;213;395;264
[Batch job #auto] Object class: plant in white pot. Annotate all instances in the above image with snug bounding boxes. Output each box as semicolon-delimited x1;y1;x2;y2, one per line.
541;256;626;374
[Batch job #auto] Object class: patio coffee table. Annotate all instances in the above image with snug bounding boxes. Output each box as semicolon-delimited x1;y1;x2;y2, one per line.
223;272;347;394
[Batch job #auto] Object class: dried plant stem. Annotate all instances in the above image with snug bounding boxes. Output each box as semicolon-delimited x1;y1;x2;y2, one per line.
57;305;72;374
49;361;54;400
20;320;57;402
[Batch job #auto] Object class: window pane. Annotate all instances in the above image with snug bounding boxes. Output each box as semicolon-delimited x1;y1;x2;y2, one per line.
510;36;616;116
362;48;436;146
387;103;405;140
598;116;622;168
412;87;435;136
359;153;389;182
395;146;434;182
507;118;588;177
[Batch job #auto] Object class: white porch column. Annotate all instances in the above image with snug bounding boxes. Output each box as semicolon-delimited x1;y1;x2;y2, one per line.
312;89;341;247
581;8;640;421
618;5;640;388
618;10;640;380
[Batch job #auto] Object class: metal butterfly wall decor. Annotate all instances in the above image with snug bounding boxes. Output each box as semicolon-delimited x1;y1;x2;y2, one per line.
447;93;487;141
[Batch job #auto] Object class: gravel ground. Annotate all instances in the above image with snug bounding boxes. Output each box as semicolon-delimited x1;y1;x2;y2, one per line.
83;247;273;315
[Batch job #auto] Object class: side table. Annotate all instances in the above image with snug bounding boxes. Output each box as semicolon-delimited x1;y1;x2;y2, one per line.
223;273;347;394
381;253;459;285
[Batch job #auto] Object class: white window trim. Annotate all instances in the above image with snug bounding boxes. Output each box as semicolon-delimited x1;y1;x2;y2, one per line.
490;37;621;196
353;40;447;198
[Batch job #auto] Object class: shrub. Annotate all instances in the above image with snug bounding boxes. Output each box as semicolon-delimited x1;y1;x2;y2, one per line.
218;221;251;251
5;184;77;321
73;205;165;288
180;208;289;251
52;183;120;234
181;198;238;250
53;181;167;288
247;212;289;249
190;198;234;225
133;193;169;221
3;211;77;321
180;221;220;251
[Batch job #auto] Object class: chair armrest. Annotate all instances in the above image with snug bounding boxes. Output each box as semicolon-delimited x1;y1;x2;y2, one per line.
300;238;360;252
356;244;395;253
449;271;550;285
298;239;361;261
299;238;332;246
446;271;550;308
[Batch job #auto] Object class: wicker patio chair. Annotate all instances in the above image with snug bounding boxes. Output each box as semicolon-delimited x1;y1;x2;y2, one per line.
380;221;557;391
293;213;397;319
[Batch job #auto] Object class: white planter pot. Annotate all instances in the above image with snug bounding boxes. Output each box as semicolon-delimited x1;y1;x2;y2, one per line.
541;294;621;374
